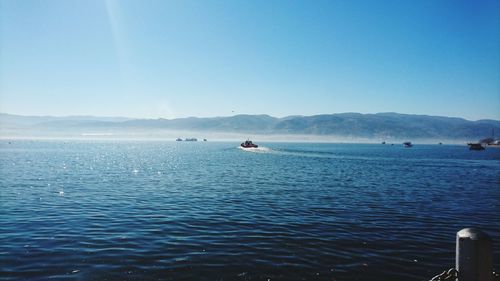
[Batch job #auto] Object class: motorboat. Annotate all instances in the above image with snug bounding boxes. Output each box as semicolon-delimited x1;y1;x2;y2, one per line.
403;141;413;148
467;143;485;151
241;140;258;148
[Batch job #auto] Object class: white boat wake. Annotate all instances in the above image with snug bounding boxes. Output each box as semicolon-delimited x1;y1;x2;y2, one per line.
238;146;271;153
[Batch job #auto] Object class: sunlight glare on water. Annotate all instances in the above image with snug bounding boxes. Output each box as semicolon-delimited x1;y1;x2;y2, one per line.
0;140;499;281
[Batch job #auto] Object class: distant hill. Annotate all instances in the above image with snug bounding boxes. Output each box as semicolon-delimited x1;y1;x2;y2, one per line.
1;112;499;141
0;113;131;127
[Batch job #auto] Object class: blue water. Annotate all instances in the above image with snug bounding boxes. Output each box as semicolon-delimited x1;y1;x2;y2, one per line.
0;140;499;281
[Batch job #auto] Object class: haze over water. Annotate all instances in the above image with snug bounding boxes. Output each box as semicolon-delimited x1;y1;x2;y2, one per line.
1;140;498;280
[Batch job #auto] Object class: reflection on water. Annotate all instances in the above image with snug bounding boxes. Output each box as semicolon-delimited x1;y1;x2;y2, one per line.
0;141;499;280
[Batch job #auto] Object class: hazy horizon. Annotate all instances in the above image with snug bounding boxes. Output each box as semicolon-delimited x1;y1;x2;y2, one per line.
2;111;499;143
2;111;500;122
1;0;499;121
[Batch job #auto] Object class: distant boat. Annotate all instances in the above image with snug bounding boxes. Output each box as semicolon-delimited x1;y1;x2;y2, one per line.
203;139;207;142
403;141;413;148
438;142;442;145
185;138;197;141
381;141;386;144
241;140;258;148
484;129;499;147
487;140;500;147
176;138;182;141
468;143;485;151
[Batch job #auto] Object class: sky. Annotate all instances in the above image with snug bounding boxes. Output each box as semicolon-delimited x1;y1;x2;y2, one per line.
0;0;499;120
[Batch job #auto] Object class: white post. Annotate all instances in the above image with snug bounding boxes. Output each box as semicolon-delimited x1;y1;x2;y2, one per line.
456;228;493;281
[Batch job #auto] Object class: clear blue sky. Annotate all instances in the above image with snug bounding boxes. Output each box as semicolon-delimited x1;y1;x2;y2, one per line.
1;0;499;120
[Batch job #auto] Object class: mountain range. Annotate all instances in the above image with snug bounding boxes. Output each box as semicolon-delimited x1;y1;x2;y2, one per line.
1;112;499;141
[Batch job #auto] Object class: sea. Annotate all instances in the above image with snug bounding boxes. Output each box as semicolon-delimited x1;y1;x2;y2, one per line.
0;140;499;281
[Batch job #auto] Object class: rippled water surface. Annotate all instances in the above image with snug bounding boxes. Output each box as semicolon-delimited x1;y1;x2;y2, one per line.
1;140;499;281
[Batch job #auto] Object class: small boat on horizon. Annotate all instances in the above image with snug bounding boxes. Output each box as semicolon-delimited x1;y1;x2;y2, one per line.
487;140;500;147
403;141;413;148
467;143;485;151
241;140;258;148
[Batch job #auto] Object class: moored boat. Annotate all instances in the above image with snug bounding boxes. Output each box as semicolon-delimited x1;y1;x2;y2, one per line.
403;141;413;148
467;143;485;150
